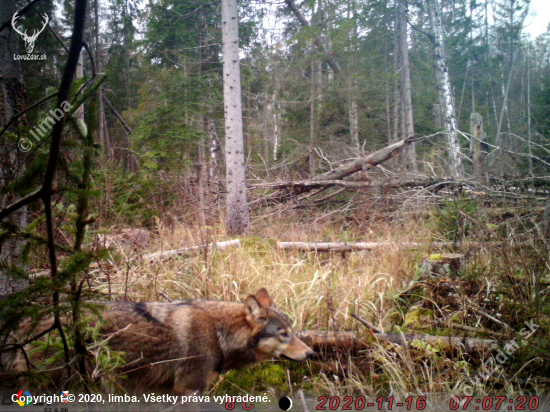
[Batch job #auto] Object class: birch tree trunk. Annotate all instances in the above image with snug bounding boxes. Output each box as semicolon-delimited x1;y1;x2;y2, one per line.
397;0;416;172
221;0;249;235
349;82;360;152
76;52;84;121
208;118;221;186
427;0;463;178
493;51;516;173
271;90;280;162
527;55;533;179
348;0;360;153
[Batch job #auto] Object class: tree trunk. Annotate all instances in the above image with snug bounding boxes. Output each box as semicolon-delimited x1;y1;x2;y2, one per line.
277;241;508;252
143;239;241;261
296;330;500;354
470;112;485;182
348;0;360;153
197;136;207;226
208;118;221;196
221;0;249;235
397;0;416;172
384;57;392;142
349;86;359;152
493;51;516;174
310;59;318;175
94;0;109;157
427;0;463;178
0;0;29;295
271;73;281;162
197;16;207;227
313;135;416;181
527;56;533;179
392;19;401;144
103;96;137;172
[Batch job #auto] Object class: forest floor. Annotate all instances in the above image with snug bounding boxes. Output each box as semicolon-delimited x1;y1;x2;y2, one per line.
94;193;550;404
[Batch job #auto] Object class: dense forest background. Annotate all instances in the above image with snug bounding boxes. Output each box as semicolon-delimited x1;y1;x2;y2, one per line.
3;0;550;228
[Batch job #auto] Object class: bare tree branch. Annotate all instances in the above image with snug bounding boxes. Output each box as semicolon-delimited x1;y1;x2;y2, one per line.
283;0;342;74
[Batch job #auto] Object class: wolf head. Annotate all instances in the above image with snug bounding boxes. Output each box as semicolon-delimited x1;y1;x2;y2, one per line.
245;288;314;362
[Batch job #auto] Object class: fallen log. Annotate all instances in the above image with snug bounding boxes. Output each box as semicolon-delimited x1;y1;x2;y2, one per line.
296;330;501;354
313;135;418;181
249;178;451;190
378;332;500;352
430;320;508;340
143;239;241;261
249;136;418;204
29;241;242;278
277;241;514;252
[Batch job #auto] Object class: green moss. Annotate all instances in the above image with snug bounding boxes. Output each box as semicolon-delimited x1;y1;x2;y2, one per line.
215;363;288;395
214;362;315;397
403;307;434;329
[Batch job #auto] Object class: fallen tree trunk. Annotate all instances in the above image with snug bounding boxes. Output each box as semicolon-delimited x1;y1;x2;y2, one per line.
277;241;514;252
143;239;241;261
296;330;500;354
313;135;417;181
250;178;451;190
249;136;419;205
29;241;241;278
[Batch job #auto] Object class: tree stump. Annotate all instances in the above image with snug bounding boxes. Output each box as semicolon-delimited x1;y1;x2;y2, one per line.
470;112;486;183
418;253;465;279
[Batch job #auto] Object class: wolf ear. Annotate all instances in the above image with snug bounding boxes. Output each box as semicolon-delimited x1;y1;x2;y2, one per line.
245;295;268;325
255;288;274;307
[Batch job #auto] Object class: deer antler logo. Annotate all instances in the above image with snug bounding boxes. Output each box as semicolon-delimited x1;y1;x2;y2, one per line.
12;12;49;54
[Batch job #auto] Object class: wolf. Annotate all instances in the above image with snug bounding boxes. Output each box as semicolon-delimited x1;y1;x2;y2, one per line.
2;288;313;395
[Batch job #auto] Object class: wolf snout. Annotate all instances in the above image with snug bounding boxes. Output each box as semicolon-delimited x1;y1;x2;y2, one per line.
295;350;315;361
282;346;315;361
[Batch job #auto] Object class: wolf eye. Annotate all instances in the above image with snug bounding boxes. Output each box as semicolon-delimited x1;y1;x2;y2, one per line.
280;331;290;338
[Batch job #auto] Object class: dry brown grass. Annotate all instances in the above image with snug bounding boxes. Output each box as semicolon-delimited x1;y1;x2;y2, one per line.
85;202;550;398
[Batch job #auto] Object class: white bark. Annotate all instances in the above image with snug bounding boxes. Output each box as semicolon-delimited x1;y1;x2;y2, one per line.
349;90;359;151
527;56;533;178
397;0;416;171
427;0;462;178
221;0;249;235
271;71;281;162
272;98;280;162
278;241;509;252
348;0;360;153
76;51;84;121
470;112;485;182
144;240;241;261
208;119;220;184
273;113;279;162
